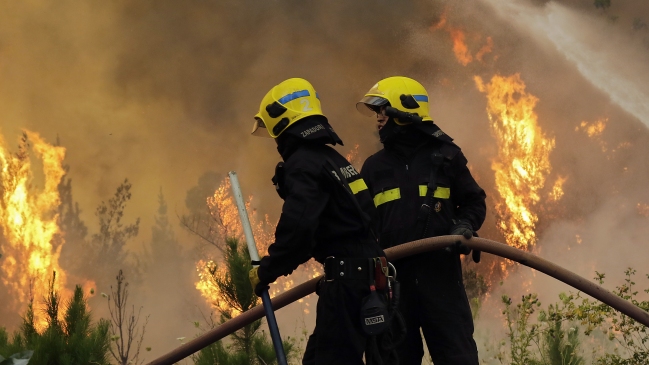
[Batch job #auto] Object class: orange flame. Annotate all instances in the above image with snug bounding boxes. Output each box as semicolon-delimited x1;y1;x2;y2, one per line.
578;118;607;137
0;130;67;328
576;118;609;153
431;11;493;66
345;143;361;170
475;74;555;250
548;176;567;202
195;259;243;316
476;36;494;62
450;28;473;66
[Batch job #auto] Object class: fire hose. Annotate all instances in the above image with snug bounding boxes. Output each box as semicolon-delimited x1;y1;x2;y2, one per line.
146;235;649;365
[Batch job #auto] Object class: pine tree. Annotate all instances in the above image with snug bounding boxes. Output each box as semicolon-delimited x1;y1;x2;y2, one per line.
193;238;296;365
90;179;141;288
149;188;182;263
0;274;111;364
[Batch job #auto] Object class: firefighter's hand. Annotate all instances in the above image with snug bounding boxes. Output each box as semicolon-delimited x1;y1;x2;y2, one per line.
254;283;269;297
450;220;474;239
249;267;261;290
449;220;473;255
315;277;324;296
249;267;269;296
472;249;481;263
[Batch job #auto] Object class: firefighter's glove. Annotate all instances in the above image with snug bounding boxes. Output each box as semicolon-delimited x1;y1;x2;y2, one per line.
255;283;269;297
249;267;269;297
472;249;482;264
449;220;473;255
249;267;260;289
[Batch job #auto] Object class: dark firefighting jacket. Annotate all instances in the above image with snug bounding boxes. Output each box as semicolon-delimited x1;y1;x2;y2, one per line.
361;124;485;363
257;141;383;286
360;124;486;251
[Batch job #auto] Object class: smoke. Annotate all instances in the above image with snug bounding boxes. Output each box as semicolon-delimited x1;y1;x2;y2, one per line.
483;0;649;127
0;0;447;359
2;0;649;361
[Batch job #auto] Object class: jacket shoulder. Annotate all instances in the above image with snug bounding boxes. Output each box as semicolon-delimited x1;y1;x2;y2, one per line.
284;144;354;175
361;149;388;172
284;145;325;170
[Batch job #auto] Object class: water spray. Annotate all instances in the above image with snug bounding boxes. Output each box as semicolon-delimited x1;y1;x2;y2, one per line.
227;171;288;365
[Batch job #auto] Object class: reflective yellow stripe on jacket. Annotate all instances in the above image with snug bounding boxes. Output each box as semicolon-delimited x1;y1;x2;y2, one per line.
419;186;450;199
349;178;368;194
374;186;450;207
373;188;401;207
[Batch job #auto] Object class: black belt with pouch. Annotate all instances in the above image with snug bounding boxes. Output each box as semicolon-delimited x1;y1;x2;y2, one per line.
323;256;394;335
323;256;390;290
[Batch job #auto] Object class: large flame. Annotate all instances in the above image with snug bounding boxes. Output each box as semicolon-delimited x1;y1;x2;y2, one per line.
475;74;556;250
0;130;67;327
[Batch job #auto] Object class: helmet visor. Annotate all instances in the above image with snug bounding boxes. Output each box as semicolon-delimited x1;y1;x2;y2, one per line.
251;117;272;138
355;96;388;117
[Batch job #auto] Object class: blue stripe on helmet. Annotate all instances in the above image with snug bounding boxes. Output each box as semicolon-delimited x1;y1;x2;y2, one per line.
278;90;311;104
413;95;429;102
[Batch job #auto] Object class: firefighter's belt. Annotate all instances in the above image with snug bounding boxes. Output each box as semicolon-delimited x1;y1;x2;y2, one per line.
324;257;375;282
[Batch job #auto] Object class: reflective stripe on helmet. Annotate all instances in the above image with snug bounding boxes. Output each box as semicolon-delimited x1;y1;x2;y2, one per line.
413;95;429;102
348;179;368;195
278;90;311;104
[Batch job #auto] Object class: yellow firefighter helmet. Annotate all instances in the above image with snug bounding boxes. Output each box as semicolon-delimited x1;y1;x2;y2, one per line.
251;78;326;138
356;76;433;125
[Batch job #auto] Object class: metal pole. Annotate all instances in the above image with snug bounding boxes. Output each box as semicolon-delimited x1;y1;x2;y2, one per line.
228;171;288;365
147;236;649;365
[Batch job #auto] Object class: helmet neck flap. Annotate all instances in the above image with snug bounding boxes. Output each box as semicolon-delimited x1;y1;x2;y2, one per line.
276;115;343;160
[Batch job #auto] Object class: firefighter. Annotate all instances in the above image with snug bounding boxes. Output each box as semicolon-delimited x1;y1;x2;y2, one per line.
356;76;487;365
248;78;387;365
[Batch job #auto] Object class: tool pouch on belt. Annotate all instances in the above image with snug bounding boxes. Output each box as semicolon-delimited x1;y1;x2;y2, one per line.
360;286;390;336
323;257;393;335
360;257;391;336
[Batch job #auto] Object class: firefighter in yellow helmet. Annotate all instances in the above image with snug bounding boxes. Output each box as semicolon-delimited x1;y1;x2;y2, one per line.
249;78;391;365
357;76;487;365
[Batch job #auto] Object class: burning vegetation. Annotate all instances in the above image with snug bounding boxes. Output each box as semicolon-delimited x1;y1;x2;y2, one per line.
192;176;323;316
475;74;557;251
0;131;68;329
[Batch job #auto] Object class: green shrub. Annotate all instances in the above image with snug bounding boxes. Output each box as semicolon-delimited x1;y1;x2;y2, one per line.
192;237;298;364
492;268;649;365
0;274;111;365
